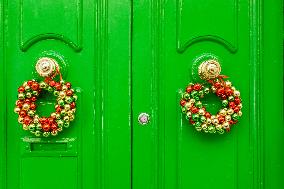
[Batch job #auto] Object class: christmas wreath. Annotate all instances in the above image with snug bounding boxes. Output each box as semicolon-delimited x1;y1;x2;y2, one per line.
180;76;242;134
14;79;77;137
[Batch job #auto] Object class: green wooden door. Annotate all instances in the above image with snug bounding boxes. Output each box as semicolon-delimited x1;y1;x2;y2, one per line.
132;0;283;189
0;0;283;189
0;0;132;189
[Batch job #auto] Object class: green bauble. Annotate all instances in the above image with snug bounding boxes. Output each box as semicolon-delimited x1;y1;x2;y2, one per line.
228;96;234;102
204;87;210;94
73;94;78;101
181;107;187;114
195;126;202;132
198;90;204;97
208;125;216;134
232;113;240;121
57;120;64;127
222;100;228;107
39;81;47;89
54;91;59;96
192;114;199;121
28;124;36;131
26;92;32;98
65;97;73;104
194;121;201;127
217;128;225;134
47;86;54;92
64;122;70;128
200;116;206;123
191;91;198;98
34;131;41;137
58;99;65;106
195;101;202;108
183;93;190;100
35;124;42;131
32;90;39;96
43;132;50;137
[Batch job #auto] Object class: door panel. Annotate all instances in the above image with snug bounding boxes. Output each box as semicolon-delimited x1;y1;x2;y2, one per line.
132;0;283;189
1;0;131;189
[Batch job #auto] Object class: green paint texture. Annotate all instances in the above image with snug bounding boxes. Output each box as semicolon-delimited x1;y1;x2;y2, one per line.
0;0;283;189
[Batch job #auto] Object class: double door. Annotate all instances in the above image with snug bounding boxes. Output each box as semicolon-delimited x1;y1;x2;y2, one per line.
0;0;283;189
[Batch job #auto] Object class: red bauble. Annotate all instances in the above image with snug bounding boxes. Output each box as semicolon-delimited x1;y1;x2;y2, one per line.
225;88;233;96
23;116;32;125
205;112;211;118
186;86;193;93
55;83;61;90
66;90;73;96
27;80;33;86
214;82;221;88
30;103;36;110
229;102;236;109
216;88;225;96
31;82;39;91
234;97;241;105
193;84;202;91
16;100;23;108
180;99;187;106
51;124;58;131
18;86;25;93
65;82;71;89
31;96;37;102
191;106;199;114
218;116;225;124
19;110;27;117
49;80;56;87
70;102;76;109
42;124;50;132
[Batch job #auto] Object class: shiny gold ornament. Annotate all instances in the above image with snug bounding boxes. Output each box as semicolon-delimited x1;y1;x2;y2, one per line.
219;109;227;116
59;91;66;98
64;116;69;122
227;108;234;115
225;115;231;122
206;118;212;124
198;59;221;80
22;124;29;130
14;107;21;113
22;103;30;111
234;90;240;97
64;104;71;111
225;81;232;87
238;111;242;116
198;109;205;115
223;122;229;129
213;118;219;125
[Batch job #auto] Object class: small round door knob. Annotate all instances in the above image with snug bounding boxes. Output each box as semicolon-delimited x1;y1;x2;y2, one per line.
138;113;150;125
35;57;59;77
198;59;221;80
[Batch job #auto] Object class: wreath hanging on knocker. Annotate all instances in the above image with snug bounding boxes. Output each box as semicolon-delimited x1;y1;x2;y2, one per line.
14;57;78;137
179;59;243;134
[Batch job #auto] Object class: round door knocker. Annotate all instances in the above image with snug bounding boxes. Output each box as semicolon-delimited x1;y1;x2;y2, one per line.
14;57;78;137
180;59;242;134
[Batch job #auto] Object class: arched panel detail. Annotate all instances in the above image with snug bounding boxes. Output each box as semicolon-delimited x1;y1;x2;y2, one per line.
20;0;82;51
177;0;239;53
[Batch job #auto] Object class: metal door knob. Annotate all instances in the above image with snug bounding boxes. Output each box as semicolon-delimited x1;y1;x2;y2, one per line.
35;57;59;77
138;113;150;125
198;59;221;80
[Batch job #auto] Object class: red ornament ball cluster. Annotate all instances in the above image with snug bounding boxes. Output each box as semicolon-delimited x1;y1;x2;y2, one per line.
180;78;242;134
14;79;77;137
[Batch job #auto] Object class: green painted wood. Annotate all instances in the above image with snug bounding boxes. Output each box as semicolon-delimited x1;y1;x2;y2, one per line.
0;0;283;189
132;0;283;189
0;0;131;189
0;0;6;188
